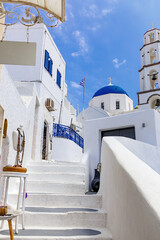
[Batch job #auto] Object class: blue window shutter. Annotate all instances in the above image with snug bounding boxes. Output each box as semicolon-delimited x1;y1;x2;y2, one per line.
57;70;61;88
44;50;49;70
49;59;53;76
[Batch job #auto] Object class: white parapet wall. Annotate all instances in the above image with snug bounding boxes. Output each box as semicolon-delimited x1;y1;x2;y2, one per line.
99;137;160;240
52;137;83;162
85;109;160;184
114;137;160;175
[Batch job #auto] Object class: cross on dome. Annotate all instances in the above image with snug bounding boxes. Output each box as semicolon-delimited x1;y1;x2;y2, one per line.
108;77;113;86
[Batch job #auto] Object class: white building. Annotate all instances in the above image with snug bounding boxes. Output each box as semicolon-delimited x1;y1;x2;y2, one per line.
83;28;160;185
89;82;133;114
77;82;133;125
138;28;160;109
0;24;83;170
0;21;160;240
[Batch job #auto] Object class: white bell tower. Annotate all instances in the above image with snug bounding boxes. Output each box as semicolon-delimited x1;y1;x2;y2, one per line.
138;27;160;109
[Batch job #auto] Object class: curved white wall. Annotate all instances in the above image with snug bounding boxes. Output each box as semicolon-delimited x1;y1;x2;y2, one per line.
99;137;160;240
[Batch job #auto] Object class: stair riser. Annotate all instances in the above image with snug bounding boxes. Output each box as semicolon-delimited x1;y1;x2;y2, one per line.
27;182;85;194
24;212;107;228
27;166;85;174
28;173;85;183
8;194;102;209
1;159;111;240
26;195;102;209
28;161;84;167
0;235;111;240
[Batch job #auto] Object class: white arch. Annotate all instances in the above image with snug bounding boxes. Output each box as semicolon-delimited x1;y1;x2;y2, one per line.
147;94;160;109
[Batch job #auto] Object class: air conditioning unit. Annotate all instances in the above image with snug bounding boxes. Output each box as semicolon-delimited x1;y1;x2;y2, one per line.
45;98;55;111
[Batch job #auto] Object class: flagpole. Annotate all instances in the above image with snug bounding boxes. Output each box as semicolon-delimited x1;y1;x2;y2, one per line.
82;78;85;150
77;104;79;116
79;77;85;140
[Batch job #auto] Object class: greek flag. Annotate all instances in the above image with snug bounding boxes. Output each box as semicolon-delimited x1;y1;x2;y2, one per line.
80;78;85;87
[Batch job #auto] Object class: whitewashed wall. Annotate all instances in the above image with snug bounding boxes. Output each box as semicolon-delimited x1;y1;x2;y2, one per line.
89;93;133;114
139;28;160;107
4;24;76;127
138;89;160;105
99;137;160;240
4;25;43;82
2;24;78;163
52;137;83;162
113;137;160;175
143;29;160;45
77;106;109;126
0;67;37;168
84;109;160;183
0;18;5;154
0;106;4;158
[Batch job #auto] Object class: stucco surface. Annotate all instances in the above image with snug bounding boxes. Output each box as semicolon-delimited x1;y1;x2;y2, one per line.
85;109;160;183
4;24;76;127
117;137;160;175
0;68;37;167
99;137;160;240
52;137;83;162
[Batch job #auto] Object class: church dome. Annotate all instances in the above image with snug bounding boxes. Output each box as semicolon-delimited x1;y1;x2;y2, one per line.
92;85;129;98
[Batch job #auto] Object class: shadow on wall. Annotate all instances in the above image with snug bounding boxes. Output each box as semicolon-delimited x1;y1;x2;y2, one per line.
116;136;160;175
99;137;160;240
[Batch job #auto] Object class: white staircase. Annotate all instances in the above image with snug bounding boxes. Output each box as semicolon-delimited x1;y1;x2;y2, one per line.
0;161;112;239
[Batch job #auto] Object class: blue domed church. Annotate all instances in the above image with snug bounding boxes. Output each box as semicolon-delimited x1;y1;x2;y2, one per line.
93;84;129;98
89;82;133;115
80;78;160;183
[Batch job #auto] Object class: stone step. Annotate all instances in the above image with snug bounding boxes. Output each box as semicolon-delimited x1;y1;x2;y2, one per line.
27;181;85;194
28;160;84;167
27;165;85;174
28;172;85;183
0;227;112;240
23;208;107;228
8;194;102;209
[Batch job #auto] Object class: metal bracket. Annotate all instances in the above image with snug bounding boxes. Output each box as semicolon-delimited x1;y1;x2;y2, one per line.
0;2;59;27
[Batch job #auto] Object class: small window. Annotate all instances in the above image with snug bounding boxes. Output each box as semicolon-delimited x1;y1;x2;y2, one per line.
101;102;104;110
44;50;53;76
116;101;120;110
44;50;49;70
48;58;53;76
57;70;61;88
150;33;154;43
155;82;159;89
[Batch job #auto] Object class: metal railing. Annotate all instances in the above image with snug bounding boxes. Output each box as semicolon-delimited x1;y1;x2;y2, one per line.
53;123;84;149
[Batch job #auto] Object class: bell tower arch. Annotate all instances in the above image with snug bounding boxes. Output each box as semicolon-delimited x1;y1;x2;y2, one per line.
138;28;160;109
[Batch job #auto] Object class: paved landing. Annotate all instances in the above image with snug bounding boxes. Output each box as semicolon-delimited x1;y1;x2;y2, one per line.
0;229;101;237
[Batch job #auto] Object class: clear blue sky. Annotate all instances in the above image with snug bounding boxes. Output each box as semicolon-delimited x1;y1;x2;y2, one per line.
47;0;160;112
